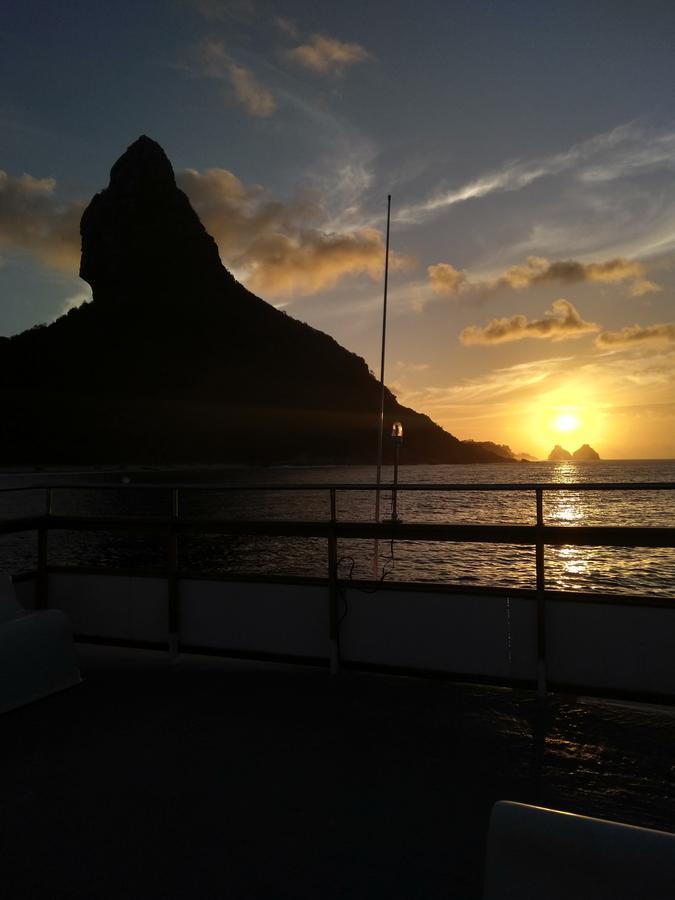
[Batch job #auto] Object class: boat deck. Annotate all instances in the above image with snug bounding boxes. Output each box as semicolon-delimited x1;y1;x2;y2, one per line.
3;645;675;899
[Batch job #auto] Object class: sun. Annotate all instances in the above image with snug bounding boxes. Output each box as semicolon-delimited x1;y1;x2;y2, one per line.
554;412;580;432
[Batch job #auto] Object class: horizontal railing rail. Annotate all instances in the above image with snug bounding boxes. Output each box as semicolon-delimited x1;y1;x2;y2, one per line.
2;480;674;691
3;513;675;547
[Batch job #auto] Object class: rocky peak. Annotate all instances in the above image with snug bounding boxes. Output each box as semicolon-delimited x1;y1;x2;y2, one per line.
0;135;512;464
79;135;226;308
548;443;601;461
548;444;572;461
109;135;176;194
572;444;600;460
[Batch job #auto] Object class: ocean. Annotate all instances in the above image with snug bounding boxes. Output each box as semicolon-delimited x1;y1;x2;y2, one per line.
1;459;674;598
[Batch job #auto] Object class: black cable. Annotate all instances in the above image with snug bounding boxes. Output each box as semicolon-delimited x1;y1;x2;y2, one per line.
334;489;401;624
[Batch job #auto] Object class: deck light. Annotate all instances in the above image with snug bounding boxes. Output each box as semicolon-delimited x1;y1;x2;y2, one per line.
391;422;403;522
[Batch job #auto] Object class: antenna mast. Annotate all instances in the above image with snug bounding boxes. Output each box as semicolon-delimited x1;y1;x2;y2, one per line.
374;194;392;534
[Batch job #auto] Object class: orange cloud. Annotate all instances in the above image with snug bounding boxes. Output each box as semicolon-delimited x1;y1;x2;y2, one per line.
0;170;82;272
177;167;410;298
427;262;467;296
495;255;661;294
428;254;660;297
286;34;371;76
241;227;404;298
595;322;675;349
0;162;406;300
460;299;599;345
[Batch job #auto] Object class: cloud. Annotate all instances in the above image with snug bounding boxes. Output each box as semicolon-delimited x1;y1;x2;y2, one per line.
0;162;406;299
397;122;675;224
629;278;662;297
192;40;276;116
0;170;82;272
493;255;661;295
427;262;467;296
595;322;675;349
394;360;430;372
578;129;675;184
394;356;574;412
240;228;398;297
285;34;371;76
460;299;600;345
427;254;660;297
177;167;411;298
274;15;298;38
177;166;321;253
396;347;675;457
228;61;276;117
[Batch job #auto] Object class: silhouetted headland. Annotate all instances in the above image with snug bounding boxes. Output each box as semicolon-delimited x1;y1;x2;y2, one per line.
0;136;510;465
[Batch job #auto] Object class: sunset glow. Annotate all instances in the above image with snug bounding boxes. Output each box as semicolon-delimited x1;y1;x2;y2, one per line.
554;413;581;433
1;2;674;459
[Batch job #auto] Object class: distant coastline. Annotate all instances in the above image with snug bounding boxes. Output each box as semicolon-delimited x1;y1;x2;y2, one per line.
2;457;675;483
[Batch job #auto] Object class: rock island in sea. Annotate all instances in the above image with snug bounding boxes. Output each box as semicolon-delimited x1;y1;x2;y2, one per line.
548;444;600;460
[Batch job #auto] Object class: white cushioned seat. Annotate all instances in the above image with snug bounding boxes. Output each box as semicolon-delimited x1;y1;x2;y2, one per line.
0;574;81;714
483;800;675;900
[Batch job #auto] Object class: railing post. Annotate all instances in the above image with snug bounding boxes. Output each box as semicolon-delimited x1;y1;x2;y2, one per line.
36;487;52;610
328;487;340;674
535;487;547;697
167;487;180;660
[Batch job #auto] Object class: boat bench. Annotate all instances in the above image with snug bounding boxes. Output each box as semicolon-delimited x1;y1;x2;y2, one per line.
0;574;81;714
483;800;675;899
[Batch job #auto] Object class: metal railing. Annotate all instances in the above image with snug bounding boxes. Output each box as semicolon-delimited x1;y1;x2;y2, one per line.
1;481;674;682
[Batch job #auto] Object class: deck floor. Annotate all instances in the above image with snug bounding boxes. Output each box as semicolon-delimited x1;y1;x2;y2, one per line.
3;646;675;899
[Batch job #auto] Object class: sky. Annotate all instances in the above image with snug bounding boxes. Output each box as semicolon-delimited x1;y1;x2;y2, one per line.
1;0;675;459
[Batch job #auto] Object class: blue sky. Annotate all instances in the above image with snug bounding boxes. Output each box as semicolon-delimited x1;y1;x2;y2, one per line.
2;0;675;456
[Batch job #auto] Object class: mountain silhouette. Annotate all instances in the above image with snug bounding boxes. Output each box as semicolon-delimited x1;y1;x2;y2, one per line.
0;136;508;465
548;445;572;461
572;444;600;460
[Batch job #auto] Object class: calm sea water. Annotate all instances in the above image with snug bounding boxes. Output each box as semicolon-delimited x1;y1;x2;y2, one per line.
1;460;673;598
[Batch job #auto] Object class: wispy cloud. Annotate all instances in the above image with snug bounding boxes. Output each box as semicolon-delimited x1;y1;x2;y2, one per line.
285;34;371;76
394;360;430;372
460;299;599;345
0;170;82;272
427;254;660;297
394;356;574;413
227;60;276;116
578;130;675;184
188;39;276;116
595;322;675;349
274;15;298;38
397;123;675;225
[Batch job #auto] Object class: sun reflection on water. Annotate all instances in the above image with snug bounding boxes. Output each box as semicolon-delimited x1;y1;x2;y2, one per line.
551;499;584;524
551;462;578;484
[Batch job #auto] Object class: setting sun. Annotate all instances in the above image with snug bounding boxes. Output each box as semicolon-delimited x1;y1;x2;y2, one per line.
554;412;581;432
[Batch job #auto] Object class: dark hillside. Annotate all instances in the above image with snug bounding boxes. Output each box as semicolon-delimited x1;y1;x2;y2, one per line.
0;136;506;465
